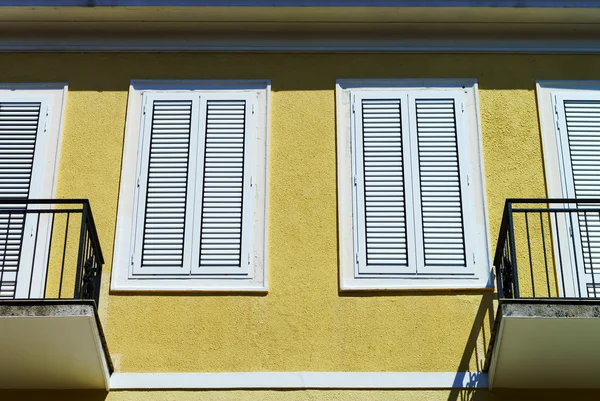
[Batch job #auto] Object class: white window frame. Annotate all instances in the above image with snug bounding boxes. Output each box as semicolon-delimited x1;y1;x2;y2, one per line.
0;83;68;298
111;80;269;292
336;79;492;290
537;81;600;297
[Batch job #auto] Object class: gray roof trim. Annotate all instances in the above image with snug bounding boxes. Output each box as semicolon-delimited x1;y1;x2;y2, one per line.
2;0;600;8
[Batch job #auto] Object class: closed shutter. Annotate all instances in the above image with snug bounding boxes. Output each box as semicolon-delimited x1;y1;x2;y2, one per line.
353;94;415;275
561;99;600;285
193;95;254;275
412;97;467;271
134;96;197;274
0;102;42;297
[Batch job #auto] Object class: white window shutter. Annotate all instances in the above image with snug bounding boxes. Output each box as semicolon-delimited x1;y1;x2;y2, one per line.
191;94;255;276
0;101;42;297
409;94;472;274
352;93;416;275
555;95;600;296
133;94;200;275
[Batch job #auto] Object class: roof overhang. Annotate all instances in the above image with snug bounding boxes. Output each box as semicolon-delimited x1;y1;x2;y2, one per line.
2;2;600;51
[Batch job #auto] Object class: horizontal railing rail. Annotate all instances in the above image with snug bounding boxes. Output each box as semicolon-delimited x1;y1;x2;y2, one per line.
495;198;600;300
0;199;103;305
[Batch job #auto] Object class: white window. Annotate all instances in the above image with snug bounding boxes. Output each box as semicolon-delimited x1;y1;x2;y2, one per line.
538;81;600;298
336;79;491;290
111;81;269;291
0;83;68;298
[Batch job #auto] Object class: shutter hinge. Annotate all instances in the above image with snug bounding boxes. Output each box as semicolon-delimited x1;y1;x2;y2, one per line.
353;176;357;187
248;252;251;265
250;176;253;187
467;175;470;186
131;254;134;265
355;253;359;264
554;98;561;131
136;177;141;188
461;102;465;113
569;224;574;238
252;104;255;115
43;107;49;134
352;103;356;114
473;252;476;265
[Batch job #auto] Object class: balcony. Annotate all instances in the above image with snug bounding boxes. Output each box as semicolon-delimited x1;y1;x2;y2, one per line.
0;199;112;390
486;199;600;389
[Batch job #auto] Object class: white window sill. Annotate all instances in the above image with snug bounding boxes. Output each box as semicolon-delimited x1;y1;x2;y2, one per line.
111;278;268;292
340;275;494;291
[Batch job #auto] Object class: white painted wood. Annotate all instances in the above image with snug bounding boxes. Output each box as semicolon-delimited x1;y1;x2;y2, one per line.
132;93;199;276
336;79;491;290
352;93;416;275
553;92;600;297
109;371;489;390
408;92;475;275
191;93;256;277
0;86;67;299
111;80;269;291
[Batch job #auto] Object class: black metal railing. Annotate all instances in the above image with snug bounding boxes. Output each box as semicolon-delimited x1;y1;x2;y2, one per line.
0;199;103;305
495;198;600;300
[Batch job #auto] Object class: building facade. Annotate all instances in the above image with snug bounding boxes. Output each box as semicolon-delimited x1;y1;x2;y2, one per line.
1;1;600;400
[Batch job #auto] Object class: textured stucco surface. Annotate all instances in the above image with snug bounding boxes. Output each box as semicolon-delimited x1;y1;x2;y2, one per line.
0;53;584;373
502;302;600;318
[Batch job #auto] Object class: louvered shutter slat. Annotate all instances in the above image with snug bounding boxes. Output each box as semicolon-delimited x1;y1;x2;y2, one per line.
564;100;600;274
0;102;40;298
360;99;409;269
415;99;466;267
199;100;246;268
140;100;192;268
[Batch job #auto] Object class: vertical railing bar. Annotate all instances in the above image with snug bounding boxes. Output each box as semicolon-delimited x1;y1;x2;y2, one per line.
58;212;70;299
583;210;596;298
0;212;10;299
92;218;102;305
507;202;520;298
539;211;551;298
554;212;567;297
27;213;42;299
495;230;504;299
42;213;55;300
74;203;88;299
568;211;583;299
84;226;90;299
525;212;535;298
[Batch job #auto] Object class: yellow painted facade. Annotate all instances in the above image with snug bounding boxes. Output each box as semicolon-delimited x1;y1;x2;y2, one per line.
3;52;600;398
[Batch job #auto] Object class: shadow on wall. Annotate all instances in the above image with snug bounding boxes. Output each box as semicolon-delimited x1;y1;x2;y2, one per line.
447;292;495;401
3;53;600;92
0;390;107;401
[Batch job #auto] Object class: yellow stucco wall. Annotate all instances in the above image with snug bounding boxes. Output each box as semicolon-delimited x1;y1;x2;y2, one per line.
0;53;588;373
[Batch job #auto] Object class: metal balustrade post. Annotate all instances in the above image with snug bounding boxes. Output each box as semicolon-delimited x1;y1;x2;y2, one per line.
74;201;89;300
506;201;520;299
